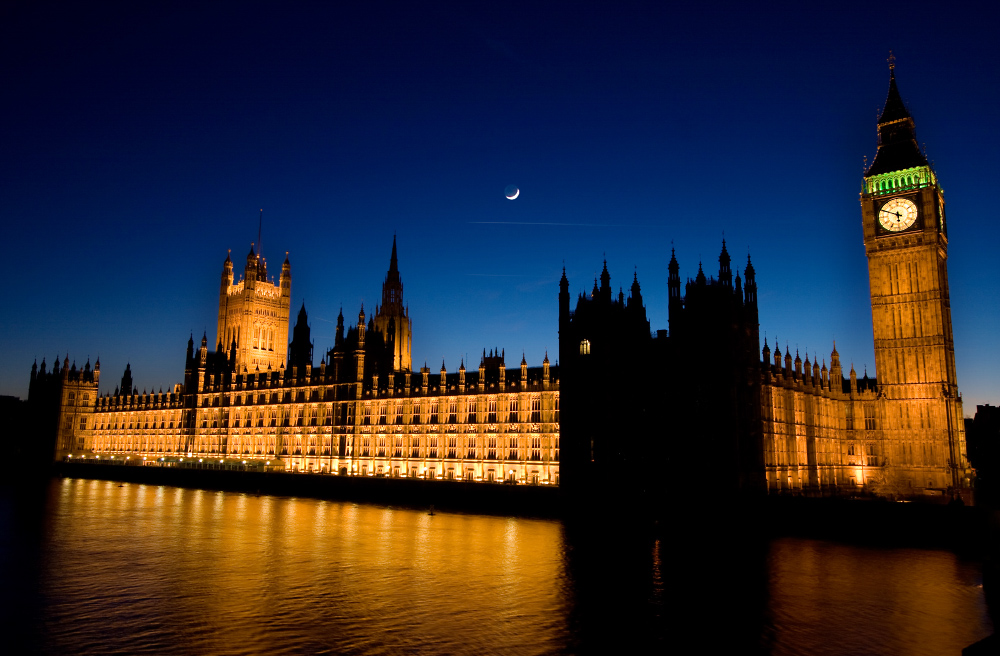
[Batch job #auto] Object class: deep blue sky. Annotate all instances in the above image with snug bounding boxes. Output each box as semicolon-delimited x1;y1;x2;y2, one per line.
3;2;998;412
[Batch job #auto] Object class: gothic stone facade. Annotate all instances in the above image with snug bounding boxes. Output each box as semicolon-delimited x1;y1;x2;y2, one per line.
36;63;969;495
51;242;560;485
560;63;970;497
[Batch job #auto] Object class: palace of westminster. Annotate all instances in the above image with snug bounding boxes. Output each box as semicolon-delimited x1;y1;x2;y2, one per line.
28;63;971;496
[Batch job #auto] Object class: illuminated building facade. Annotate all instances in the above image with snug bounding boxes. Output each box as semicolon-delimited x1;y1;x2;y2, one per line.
560;63;970;498
28;356;101;460
32;62;969;495
217;244;292;373
47;242;561;484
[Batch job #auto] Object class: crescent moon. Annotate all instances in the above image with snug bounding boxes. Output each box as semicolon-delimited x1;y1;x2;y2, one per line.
507;189;520;200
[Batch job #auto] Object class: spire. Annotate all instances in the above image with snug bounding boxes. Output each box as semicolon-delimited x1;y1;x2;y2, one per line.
878;51;910;124
867;54;927;176
380;236;404;310
718;239;732;288
695;262;706;286
629;270;642;307
257;208;263;262
668;248;681;328
743;253;757;306
600;259;611;294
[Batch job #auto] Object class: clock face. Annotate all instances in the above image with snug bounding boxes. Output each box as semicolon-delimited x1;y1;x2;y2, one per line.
879;197;918;232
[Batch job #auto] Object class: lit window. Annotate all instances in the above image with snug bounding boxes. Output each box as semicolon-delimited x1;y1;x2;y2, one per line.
580;339;591;355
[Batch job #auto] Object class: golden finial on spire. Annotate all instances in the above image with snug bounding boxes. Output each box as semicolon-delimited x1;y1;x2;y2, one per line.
887;50;896;71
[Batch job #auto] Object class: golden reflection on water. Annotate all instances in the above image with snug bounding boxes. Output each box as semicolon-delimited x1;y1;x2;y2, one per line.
16;479;993;655
767;538;991;655
42;479;569;655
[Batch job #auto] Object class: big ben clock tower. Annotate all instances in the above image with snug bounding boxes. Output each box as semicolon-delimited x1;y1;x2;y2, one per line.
861;54;969;491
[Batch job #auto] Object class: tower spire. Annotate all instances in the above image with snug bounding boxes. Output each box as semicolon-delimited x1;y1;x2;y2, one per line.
389;233;398;273
867;55;926;176
257;209;263;261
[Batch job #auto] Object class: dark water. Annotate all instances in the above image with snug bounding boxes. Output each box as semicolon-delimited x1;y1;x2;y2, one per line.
0;478;992;654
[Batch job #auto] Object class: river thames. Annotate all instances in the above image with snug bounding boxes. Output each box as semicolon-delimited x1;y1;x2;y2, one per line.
1;478;992;654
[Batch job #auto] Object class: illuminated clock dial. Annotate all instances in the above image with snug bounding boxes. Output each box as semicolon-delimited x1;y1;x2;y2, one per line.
879;197;918;232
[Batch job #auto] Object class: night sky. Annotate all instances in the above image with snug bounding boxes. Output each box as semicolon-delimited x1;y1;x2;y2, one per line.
3;2;998;411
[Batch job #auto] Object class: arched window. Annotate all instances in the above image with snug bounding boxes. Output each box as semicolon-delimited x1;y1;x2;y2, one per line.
579;339;591;355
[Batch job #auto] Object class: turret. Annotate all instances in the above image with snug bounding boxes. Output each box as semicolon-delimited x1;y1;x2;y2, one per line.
199;332;208;366
784;347;792;376
668;248;681;333
743;254;757;307
850;364;858;394
794;350;802;376
762;338;771;365
559;268;570;328
221;249;234;294
629;272;643;309
543;351;550;384
288;302;313;372
356;305;366;384
373;237;413;372
830;341;843;387
599;260;611;302
718;239;732;289
280;252;291;296
120;363;133;397
244;244;258;286
521;353;528;383
440;360;447;390
458;359;466;390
